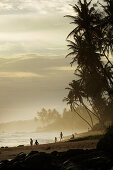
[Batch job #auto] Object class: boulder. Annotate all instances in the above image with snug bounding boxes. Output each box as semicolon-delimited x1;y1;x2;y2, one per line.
97;125;113;152
0;149;113;170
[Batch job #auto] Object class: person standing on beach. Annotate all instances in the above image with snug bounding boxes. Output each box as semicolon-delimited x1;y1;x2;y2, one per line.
71;134;74;139
35;140;39;145
30;138;33;146
55;137;57;143
60;132;63;141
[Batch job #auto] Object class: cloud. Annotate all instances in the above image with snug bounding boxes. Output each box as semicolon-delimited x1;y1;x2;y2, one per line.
0;0;75;15
0;53;75;122
0;0;101;16
0;0;76;122
0;72;43;78
0;12;72;57
0;14;65;32
48;66;75;71
0;53;71;72
0;3;74;57
0;31;60;42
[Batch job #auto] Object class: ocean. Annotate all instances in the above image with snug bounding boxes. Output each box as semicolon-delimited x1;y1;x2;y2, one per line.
0;132;71;147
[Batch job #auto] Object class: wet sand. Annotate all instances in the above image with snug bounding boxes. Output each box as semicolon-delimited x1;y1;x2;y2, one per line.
0;139;99;161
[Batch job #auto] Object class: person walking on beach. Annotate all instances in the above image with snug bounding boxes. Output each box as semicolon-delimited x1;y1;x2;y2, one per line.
30;138;33;146
60;132;63;141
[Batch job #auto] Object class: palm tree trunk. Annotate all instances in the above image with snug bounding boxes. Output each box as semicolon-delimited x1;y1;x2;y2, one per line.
71;104;93;129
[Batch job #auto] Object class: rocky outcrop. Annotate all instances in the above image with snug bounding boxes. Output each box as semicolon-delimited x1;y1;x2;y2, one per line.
0;149;113;170
97;126;113;152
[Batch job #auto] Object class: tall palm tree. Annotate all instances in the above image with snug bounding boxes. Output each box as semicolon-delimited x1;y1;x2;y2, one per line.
65;0;113;128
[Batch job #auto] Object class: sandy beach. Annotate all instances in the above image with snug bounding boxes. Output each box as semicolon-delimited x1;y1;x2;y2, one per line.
0;139;99;161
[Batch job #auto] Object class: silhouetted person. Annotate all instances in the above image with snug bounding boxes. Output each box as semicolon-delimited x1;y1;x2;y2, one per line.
30;138;33;146
72;134;74;139
60;132;63;141
55;137;57;143
70;134;74;140
35;140;39;145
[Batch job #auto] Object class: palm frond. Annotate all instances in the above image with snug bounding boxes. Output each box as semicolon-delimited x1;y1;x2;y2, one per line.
66;52;76;58
67;27;79;39
64;15;76;20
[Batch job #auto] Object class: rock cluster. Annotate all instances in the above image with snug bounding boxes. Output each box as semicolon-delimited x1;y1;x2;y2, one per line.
97;126;113;152
0;149;113;170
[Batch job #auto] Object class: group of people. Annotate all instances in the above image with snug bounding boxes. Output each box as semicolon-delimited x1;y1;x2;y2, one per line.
55;132;75;143
30;132;74;146
55;131;63;143
30;138;39;146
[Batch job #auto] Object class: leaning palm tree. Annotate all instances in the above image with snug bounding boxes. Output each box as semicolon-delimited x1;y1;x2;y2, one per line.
103;0;113;87
64;78;94;128
65;0;113;129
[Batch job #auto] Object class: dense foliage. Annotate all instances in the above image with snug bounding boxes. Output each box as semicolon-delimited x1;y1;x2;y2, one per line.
65;0;113;129
36;107;93;131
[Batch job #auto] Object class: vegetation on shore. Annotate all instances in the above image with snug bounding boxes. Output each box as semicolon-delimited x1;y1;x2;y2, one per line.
64;0;113;130
97;124;113;151
67;134;104;142
36;107;97;132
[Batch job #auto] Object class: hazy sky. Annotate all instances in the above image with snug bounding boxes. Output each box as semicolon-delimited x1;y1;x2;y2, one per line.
0;0;80;122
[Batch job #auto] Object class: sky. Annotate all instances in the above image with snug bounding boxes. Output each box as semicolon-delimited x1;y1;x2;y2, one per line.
0;0;79;123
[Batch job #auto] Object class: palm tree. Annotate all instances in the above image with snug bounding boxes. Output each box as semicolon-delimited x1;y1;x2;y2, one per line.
65;0;113;129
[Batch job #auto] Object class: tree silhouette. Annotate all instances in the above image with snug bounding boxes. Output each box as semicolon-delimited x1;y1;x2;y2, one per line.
65;0;113;129
37;108;61;126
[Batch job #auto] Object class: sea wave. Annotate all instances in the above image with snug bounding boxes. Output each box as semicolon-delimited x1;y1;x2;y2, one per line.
0;132;58;147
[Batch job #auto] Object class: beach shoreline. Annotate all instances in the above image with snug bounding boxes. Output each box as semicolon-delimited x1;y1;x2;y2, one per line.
0;139;99;161
0;130;104;161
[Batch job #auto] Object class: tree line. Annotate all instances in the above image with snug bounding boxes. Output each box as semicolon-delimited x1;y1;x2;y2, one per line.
36;107;97;131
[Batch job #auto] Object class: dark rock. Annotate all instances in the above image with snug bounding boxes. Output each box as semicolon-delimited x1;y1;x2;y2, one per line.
13;152;26;161
97;135;113;152
64;149;84;158
26;151;39;157
0;160;10;170
8;161;25;170
61;149;113;170
0;149;113;170
82;156;111;169
97;125;113;153
24;152;60;170
0;160;9;164
62;155;111;170
17;145;24;147
51;151;58;156
61;160;82;170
